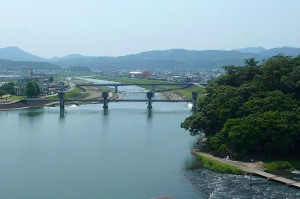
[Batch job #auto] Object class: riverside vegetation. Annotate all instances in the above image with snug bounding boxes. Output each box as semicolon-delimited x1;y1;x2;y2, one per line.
181;56;300;173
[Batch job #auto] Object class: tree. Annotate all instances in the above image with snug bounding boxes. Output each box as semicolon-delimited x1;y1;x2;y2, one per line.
26;81;37;97
0;82;15;93
245;57;259;66
181;55;300;159
0;89;6;98
49;75;54;83
8;89;16;95
34;82;40;95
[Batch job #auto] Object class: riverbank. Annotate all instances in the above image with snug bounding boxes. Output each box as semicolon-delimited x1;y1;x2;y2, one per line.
0;100;56;110
192;149;300;189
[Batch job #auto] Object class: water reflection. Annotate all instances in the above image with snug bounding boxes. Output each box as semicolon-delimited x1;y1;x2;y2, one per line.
18;107;44;124
147;108;152;119
184;156;202;171
19;107;44;118
59;109;65;119
103;108;109;116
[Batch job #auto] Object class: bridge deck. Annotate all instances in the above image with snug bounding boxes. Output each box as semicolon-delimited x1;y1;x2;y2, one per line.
25;99;191;103
76;83;193;87
254;171;300;188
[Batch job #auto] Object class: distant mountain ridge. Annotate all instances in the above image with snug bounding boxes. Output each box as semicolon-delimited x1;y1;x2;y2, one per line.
0;47;46;62
0;46;300;71
51;47;300;71
0;58;61;70
233;47;266;53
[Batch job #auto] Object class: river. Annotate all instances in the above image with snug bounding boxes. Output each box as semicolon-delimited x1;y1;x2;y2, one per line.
0;79;299;199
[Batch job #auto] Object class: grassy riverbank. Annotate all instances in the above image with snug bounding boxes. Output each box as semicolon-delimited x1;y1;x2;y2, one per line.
0;95;26;101
264;160;300;172
195;153;244;174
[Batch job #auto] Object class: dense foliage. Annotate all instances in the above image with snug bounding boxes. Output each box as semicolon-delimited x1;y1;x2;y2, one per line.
25;81;40;97
0;82;16;96
181;55;300;159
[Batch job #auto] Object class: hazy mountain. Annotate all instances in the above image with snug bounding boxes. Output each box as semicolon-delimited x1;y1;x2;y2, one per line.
233;47;266;54
259;46;300;57
0;58;61;70
0;47;46;62
1;46;300;71
51;49;265;70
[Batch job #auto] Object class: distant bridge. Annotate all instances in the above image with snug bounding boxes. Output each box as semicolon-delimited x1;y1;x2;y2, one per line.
76;83;193;87
76;82;194;93
23;82;198;110
24;90;197;110
24;98;191;103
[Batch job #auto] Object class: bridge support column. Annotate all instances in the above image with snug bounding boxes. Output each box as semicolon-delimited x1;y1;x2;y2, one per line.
147;91;154;109
114;86;118;93
151;85;156;97
60;109;65;118
102;91;109;109
192;92;198;110
58;91;65;110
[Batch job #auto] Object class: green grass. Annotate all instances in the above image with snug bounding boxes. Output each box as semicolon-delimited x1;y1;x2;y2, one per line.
64;87;86;99
196;154;244;174
45;87;85;100
1;95;26;101
264;160;300;172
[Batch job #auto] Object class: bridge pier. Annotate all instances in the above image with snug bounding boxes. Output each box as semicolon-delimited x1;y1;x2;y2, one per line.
114;86;118;93
60;108;65;118
58;91;65;110
151;85;156;97
192;92;198;110
102;91;109;109
147;91;154;109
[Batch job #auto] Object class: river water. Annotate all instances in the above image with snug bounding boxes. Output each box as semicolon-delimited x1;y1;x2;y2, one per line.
0;80;299;199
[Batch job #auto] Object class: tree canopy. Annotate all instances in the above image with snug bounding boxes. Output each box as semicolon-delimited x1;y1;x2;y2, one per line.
0;82;16;95
181;55;300;159
26;81;40;97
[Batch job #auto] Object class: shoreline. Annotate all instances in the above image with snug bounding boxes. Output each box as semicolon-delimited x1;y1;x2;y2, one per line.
0;100;57;111
192;149;300;189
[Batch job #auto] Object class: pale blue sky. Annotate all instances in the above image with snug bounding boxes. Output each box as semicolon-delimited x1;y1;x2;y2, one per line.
1;0;300;58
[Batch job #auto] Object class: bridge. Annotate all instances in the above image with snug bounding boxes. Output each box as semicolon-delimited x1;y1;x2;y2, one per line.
23;82;198;110
24;91;197;109
76;82;193;93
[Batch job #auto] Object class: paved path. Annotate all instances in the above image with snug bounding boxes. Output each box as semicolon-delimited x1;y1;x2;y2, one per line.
192;149;300;189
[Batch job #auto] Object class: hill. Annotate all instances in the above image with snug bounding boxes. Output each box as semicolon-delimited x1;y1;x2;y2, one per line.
233;47;266;53
51;47;300;71
0;59;61;70
1;46;300;71
0;47;46;62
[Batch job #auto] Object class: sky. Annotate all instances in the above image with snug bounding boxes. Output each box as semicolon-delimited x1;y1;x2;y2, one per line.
1;0;300;58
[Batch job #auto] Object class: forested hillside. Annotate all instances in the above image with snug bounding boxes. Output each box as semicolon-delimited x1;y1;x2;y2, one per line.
181;56;300;159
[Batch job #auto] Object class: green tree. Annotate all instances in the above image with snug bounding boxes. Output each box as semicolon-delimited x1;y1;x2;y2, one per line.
34;82;40;95
0;82;15;92
26;81;37;97
0;89;6;98
49;75;54;83
181;55;300;159
245;57;259;66
8;89;16;95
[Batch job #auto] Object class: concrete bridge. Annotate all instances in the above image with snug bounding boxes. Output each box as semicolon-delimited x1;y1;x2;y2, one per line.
22;83;199;110
76;82;193;94
24;91;198;110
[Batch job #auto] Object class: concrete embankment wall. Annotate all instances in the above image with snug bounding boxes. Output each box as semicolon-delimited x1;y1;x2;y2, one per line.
0;100;55;110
